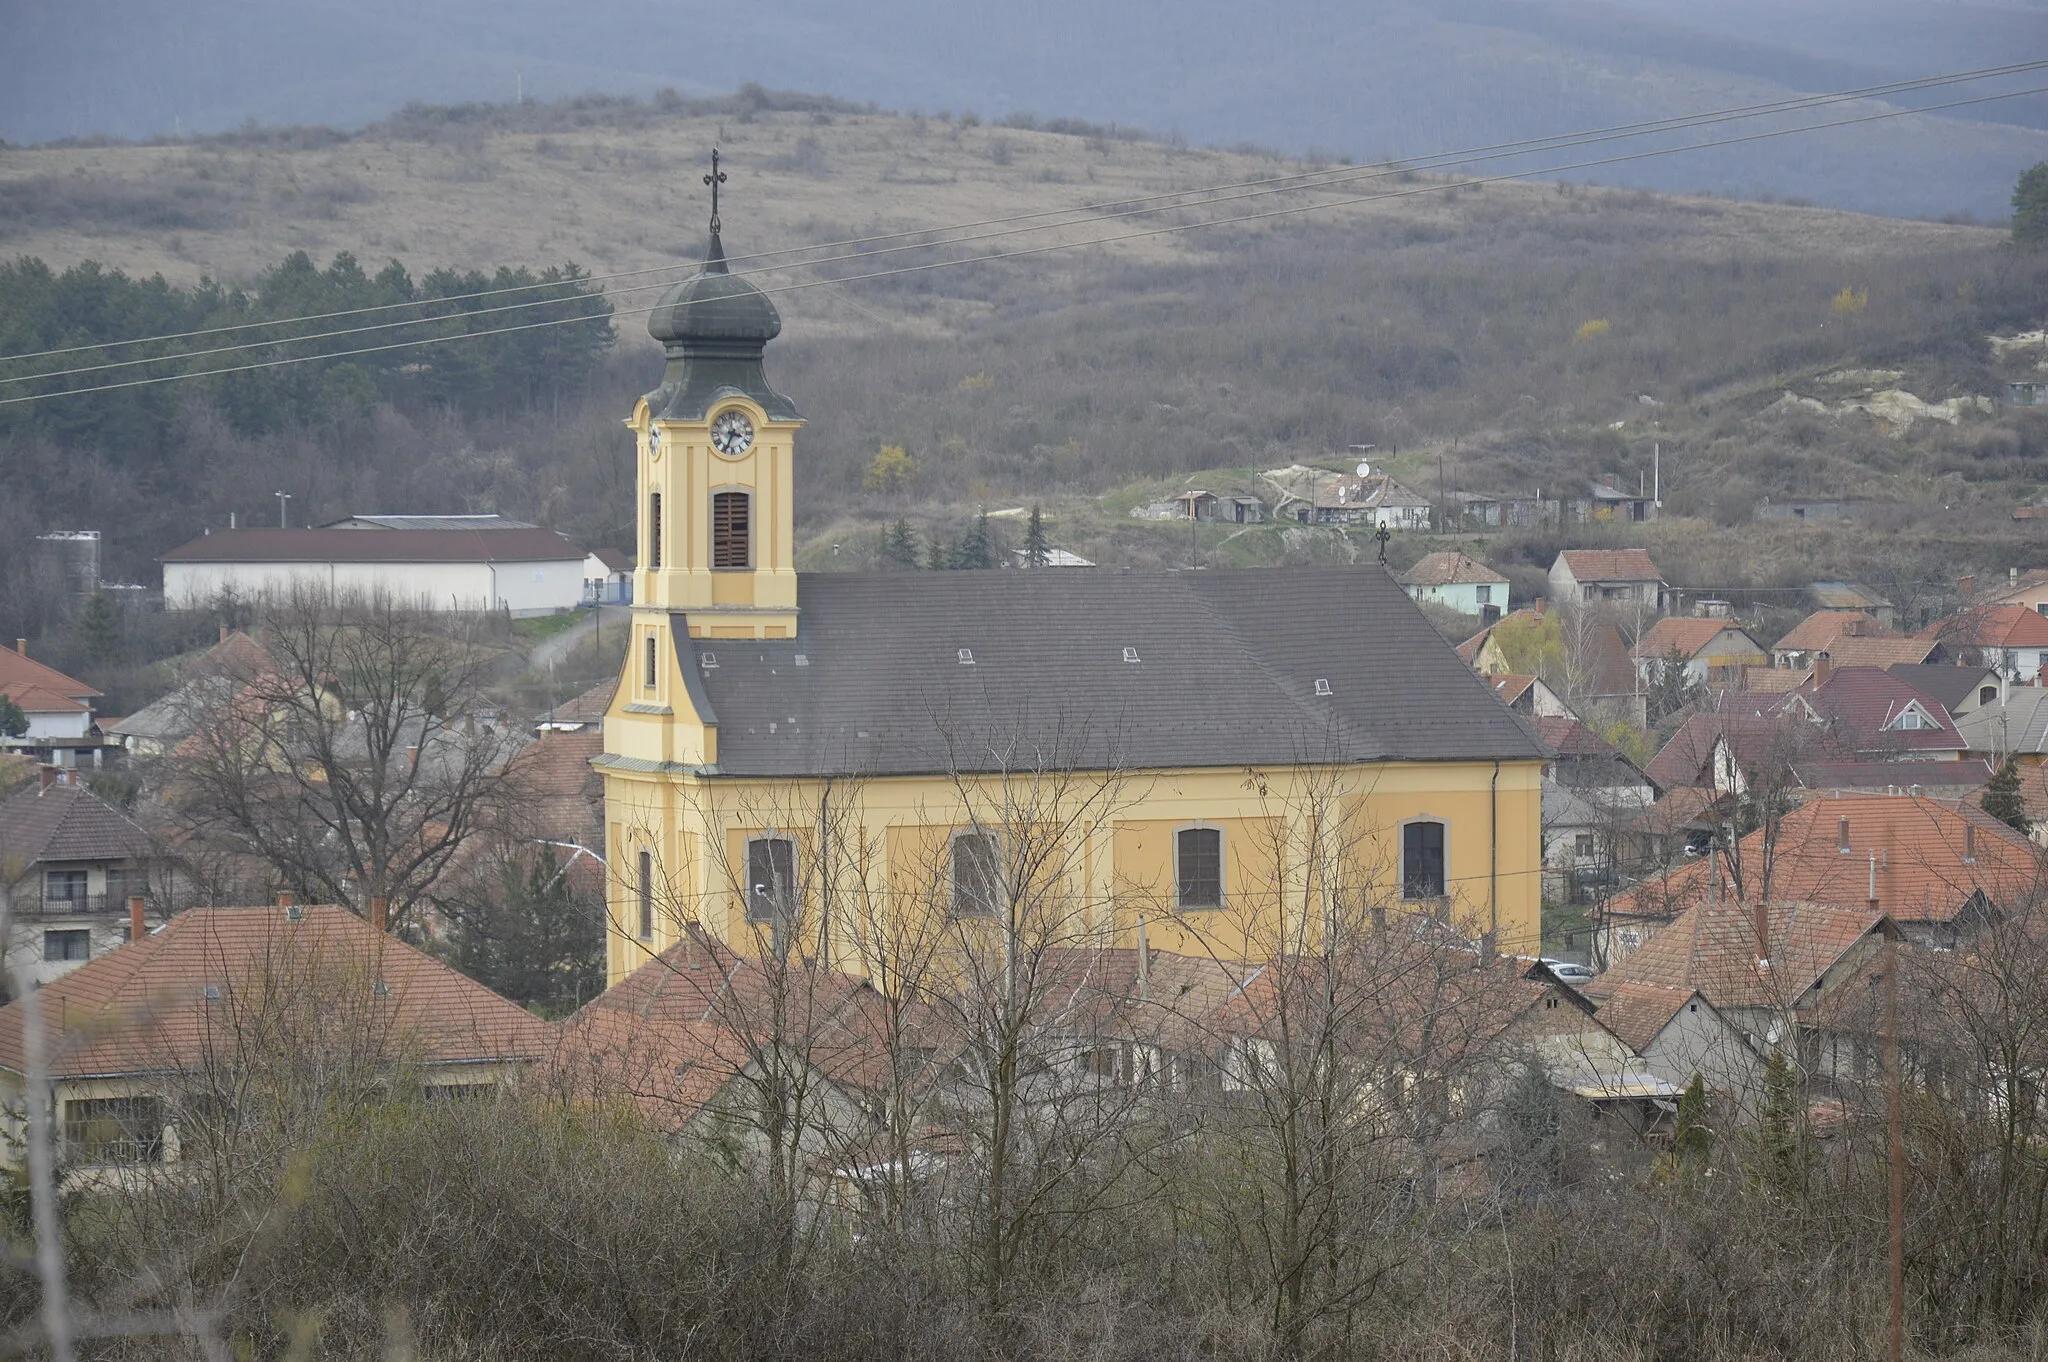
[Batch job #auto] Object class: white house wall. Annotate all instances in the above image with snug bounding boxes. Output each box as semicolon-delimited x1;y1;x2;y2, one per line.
165;559;586;616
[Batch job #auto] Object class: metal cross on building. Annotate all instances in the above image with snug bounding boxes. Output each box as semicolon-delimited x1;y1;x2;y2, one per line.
704;148;728;232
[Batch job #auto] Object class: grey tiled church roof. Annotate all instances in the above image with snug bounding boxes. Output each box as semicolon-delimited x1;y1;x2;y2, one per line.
677;565;1548;778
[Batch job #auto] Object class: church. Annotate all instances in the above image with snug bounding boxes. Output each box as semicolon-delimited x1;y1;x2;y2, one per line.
597;193;1548;986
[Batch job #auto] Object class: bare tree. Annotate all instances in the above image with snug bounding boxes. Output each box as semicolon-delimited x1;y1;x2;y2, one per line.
164;586;522;928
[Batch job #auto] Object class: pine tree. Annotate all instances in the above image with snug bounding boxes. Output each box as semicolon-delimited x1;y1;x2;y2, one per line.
0;692;26;739
881;519;920;569
79;590;120;664
956;510;995;570
1673;1073;1712;1166
2014;162;2048;247
448;847;604;1018
1023;505;1050;567
1983;756;2030;833
925;532;953;571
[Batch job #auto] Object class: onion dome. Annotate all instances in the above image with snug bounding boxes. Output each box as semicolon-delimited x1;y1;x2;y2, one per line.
646;229;782;349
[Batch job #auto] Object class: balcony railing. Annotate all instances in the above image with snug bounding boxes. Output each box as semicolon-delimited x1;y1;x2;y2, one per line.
32;893;146;918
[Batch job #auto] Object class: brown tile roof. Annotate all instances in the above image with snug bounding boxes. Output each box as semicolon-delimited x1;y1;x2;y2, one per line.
1535;715;1617;759
0;682;89;715
1577;978;1702;1053
1822;635;1942;668
548;677;617;725
1795;760;1991;793
1558;549;1662;583
1400;550;1506;588
590;546;633;574
159;527;587;565
548;1005;745;1128
1644;710;1835;789
1634;617;1748;662
0;905;552;1080
501;731;604;837
0;646;100;703
1615;898;1889;1010
1793;665;1961;755
1741;667;1813;693
1625;786;1722;835
1775;610;1885;655
1601;793;2039;928
0;783;152;865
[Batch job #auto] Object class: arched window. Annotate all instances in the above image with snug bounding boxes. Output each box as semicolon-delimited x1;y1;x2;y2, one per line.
637;850;654;939
648;492;662;569
951;831;1002;918
1401;820;1446;900
713;491;751;568
644;635;657;690
1176;826;1223;910
746;836;796;924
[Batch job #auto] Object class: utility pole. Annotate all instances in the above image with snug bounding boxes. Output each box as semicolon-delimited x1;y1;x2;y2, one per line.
1885;934;1906;1362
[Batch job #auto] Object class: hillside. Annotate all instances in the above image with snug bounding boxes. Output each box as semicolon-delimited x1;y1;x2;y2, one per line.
8;1;2048;217
2;93;2047;666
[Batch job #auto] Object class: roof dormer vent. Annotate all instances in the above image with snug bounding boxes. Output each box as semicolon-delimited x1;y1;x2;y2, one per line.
1122;647;1141;664
793;654;809;667
1314;678;1334;696
701;652;718;669
958;648;975;665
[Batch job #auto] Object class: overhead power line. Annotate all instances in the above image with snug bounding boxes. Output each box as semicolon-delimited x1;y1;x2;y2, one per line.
3;77;2042;409
2;58;2043;374
8;60;2048;388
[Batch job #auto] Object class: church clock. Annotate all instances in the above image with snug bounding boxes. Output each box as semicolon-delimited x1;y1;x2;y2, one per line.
710;409;755;456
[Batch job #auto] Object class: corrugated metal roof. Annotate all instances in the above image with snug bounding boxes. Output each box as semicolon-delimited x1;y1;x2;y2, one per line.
160;527;586;564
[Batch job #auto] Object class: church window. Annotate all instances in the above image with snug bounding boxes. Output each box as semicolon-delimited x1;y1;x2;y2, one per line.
1402;821;1446;900
713;492;751;568
951;831;1002;918
637;851;654;939
644;636;657;690
648;492;662;570
1176;826;1223;910
746;836;797;923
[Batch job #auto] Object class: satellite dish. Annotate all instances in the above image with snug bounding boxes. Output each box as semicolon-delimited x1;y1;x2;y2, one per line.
1355;461;1372;478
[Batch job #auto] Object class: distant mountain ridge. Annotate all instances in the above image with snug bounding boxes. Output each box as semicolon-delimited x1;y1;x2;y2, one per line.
7;0;2048;218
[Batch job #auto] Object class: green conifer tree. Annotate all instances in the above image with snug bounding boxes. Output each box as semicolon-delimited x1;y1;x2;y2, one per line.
925;532;953;571
1673;1073;1712;1166
1983;756;2030;833
79;590;120;664
882;519;920;569
2014;162;2048;247
1023;505;1050;567
956;510;995;570
0;692;26;740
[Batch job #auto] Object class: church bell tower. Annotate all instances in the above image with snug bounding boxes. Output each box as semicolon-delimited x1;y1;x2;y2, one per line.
630;151;803;643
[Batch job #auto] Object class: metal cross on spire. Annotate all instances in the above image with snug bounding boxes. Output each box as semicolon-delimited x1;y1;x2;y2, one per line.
704;148;728;232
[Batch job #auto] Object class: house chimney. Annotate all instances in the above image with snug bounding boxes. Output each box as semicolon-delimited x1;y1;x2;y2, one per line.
1534;596;1546;617
128;895;146;942
1753;897;1770;969
14;639;24;656
370;895;388;932
219;623;229;644
38;764;56;793
406;744;420;773
2012;566;2020;585
1814;657;1832;687
277;890;295;908
1868;851;1879;910
1959;573;1976;600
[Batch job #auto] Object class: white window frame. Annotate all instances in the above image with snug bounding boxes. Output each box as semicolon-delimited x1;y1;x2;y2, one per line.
1173;823;1225;911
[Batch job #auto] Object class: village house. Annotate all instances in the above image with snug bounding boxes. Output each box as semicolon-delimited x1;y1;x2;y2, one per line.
1887;663;2003;717
1548;549;1668;615
1172;490;1266;524
1459;601;1644;724
1291;472;1431;529
1971;565;2048;615
1538;716;1656;906
0;640;107;770
1769;610;1889;670
1596;792;2035;962
1399;550;1510;621
1809;581;1895;628
107;628;277;760
584;545;634;605
160;516;593;616
600;217;1551;983
1924;603;2048;686
1487;673;1571;719
1632;616;1766;688
1575;977;1761;1101
0;903;552;1172
1956;688;2048;768
1569;478;1657;524
1456;491;1556;529
0;774;159;989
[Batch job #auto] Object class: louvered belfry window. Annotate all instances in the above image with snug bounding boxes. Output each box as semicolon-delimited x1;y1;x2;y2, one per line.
712;492;751;568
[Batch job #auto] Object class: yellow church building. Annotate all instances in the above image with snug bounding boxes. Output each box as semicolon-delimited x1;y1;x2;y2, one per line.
597;208;1548;987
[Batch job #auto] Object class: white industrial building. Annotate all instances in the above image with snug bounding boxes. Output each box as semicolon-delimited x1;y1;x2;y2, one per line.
159;517;592;616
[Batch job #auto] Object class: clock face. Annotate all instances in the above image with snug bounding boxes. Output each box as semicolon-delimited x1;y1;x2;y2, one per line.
710;410;755;456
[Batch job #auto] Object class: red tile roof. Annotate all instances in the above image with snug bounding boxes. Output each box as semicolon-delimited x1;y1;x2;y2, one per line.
1923;604;2048;649
0;905;552;1080
1793;666;1960;755
1557;549;1662;583
0;646;100;703
1400;550;1507;588
160;527;587;565
1535;715;1618;759
1490;673;1537;707
1822;635;1942;668
1576;978;1703;1053
1601;793;2039;928
590;545;633;574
